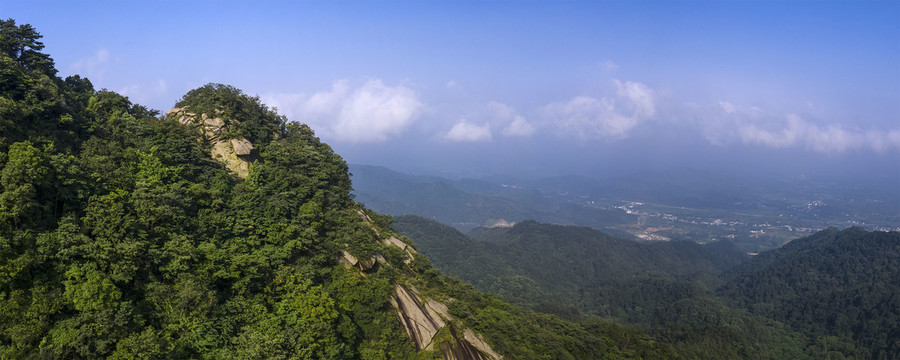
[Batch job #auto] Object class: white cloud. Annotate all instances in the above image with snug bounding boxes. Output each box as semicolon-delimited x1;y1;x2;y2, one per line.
689;100;900;154
545;79;656;139
70;49;110;79
263;79;423;143
118;79;168;103
616;80;656;119
719;100;736;114
601;59;619;71
503;116;535;137
738;114;900;153
444;119;492;142
488;101;515;119
488;101;535;137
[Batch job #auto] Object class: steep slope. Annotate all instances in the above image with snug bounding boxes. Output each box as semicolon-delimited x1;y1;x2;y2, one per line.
719;227;900;358
0;20;680;359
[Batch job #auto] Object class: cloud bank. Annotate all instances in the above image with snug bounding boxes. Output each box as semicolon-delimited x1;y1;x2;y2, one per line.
263;79;423;143
545;80;656;139
258;75;897;155
444;120;492;142
738;114;900;153
488;101;535;137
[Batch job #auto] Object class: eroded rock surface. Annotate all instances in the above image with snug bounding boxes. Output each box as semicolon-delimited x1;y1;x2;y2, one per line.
384;236;417;263
231;138;253;155
391;284;447;351
391;284;501;359
167;107;254;178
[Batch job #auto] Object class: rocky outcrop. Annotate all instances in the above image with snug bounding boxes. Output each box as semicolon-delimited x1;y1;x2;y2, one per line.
391;284;501;360
384;236;417;264
230;138;253;155
167;107;255;178
338;250;385;272
461;329;502;360
440;327;502;360
391;284;448;350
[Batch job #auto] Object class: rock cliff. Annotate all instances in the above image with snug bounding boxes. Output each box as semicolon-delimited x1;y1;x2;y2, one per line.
166;106;256;178
391;284;500;360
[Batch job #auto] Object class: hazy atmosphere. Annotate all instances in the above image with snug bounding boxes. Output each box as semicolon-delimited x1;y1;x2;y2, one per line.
6;0;899;180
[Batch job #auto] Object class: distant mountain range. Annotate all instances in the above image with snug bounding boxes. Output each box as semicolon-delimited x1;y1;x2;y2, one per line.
350;164;634;233
351;164;900;252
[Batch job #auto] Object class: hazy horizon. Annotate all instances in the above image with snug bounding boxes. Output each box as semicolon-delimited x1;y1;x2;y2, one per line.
6;1;899;183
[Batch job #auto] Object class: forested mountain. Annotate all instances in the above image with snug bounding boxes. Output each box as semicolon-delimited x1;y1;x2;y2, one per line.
720;227;900;359
0;19;682;359
394;215;897;359
394;216;746;302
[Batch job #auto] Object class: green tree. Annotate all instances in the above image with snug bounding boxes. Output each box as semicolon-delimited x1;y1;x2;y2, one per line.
0;18;56;75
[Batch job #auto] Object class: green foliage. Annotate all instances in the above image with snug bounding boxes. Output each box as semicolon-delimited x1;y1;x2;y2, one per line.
0;19;56;76
63;263;121;312
0;141;53;230
174;83;284;147
395;216;747;310
720;227;900;359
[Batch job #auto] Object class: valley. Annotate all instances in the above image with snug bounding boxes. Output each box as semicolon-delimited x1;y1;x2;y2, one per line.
351;164;899;252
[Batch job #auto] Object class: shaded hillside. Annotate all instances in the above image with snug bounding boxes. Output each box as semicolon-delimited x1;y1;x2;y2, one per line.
719;227;900;358
393;216;833;359
395;216;747;304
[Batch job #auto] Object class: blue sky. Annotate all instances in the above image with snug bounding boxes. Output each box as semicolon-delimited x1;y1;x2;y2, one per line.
4;0;899;180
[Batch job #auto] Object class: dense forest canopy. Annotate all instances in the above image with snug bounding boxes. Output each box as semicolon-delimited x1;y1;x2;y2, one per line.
719;227;900;358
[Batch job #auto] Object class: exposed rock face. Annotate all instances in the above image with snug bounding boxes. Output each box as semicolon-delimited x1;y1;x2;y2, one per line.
230;138;253;155
391;284;500;360
339;250;359;268
338;250;384;272
441;327;501;360
384;236;417;263
391;284;447;350
167;107;255;178
462;329;502;360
